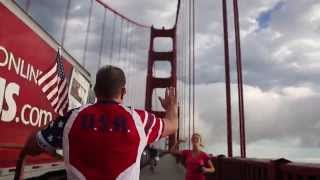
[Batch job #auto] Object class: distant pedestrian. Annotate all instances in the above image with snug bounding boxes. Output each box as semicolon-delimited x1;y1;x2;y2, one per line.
149;145;159;172
170;133;215;180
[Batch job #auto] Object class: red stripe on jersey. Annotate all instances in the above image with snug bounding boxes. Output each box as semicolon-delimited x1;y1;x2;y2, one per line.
134;109;146;126
144;113;155;135
135;110;165;144
147;117;164;144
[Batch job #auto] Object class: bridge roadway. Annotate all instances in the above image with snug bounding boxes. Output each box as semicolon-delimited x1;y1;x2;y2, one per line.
140;154;185;180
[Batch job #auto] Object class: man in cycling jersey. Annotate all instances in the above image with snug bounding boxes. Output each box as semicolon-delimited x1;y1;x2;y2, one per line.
21;65;178;180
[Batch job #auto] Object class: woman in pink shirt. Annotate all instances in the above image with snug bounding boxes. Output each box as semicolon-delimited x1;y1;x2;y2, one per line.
170;133;215;180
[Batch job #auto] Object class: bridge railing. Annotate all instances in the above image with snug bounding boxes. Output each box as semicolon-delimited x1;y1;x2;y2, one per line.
280;162;320;180
206;155;320;180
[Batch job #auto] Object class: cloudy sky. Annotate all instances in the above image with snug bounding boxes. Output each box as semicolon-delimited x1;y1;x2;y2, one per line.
18;0;320;162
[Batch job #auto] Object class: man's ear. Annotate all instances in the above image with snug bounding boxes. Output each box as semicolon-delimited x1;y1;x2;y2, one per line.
121;87;126;100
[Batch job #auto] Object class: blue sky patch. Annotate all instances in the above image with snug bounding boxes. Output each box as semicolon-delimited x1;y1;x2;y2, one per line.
257;1;285;30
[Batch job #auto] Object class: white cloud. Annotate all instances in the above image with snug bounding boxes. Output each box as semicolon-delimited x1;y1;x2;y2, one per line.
191;83;320;160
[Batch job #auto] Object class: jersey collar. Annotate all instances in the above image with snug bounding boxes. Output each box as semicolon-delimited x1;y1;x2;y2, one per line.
96;99;120;104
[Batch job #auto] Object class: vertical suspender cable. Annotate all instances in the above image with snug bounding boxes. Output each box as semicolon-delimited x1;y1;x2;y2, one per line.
176;0;186;147
125;23;132;105
124;21;130;63
25;0;31;13
180;9;184;144
98;8;108;69
123;21;129;71
179;23;184;142
178;1;183;143
185;0;190;149
188;0;192;148
182;0;187;147
82;0;94;67
178;28;181;140
183;1;187;146
128;26;135;105
61;0;72;47
184;0;190;149
178;1;182;142
131;26;138;105
192;0;196;134
222;0;233;157
182;27;186;145
110;14;117;64
181;0;183;144
233;0;246;158
118;18;124;63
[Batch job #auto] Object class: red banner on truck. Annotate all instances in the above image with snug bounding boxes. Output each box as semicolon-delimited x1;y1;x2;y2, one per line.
0;2;90;171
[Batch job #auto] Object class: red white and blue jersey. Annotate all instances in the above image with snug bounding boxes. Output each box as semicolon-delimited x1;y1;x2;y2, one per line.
36;100;164;180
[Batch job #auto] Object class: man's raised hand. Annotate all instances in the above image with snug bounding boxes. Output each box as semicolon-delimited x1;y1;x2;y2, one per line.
159;87;177;110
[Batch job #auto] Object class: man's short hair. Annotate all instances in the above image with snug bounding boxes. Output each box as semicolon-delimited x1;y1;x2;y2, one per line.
94;65;126;98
